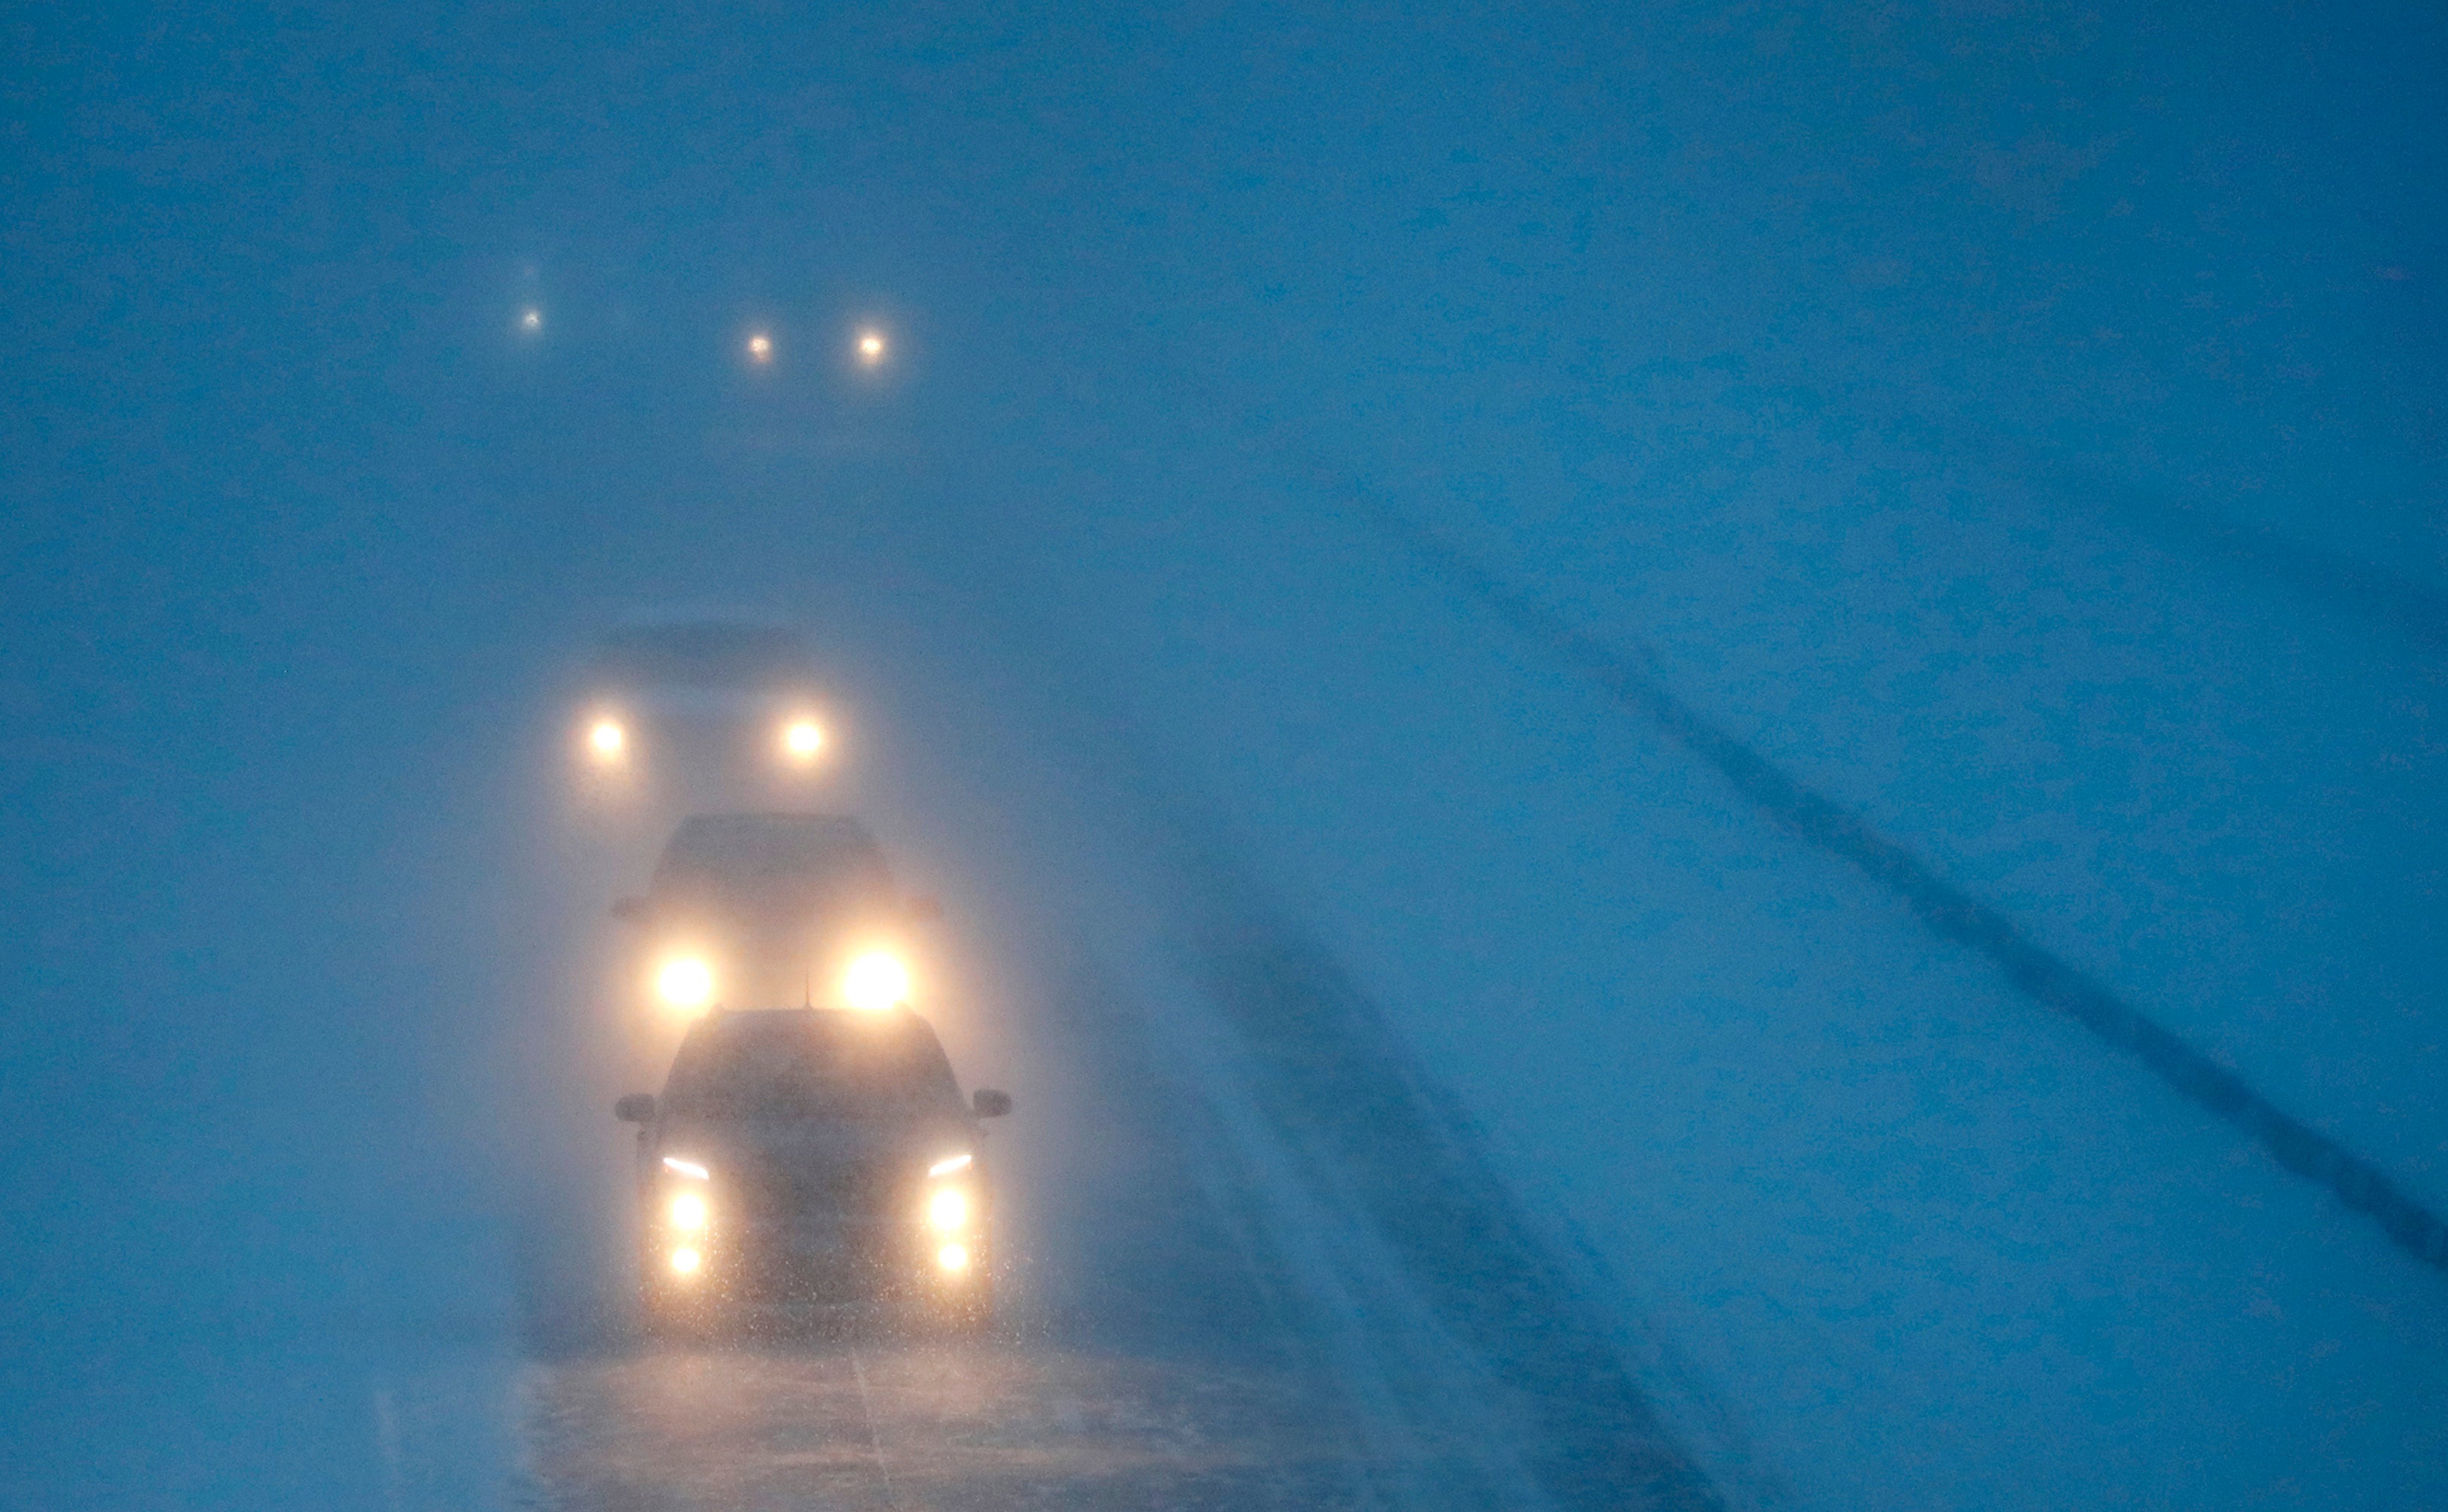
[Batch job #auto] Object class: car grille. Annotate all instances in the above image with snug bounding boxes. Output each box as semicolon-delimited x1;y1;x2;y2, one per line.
725;1157;896;1220
710;1160;917;1302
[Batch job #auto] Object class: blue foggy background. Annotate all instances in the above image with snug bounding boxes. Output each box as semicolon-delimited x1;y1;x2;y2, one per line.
4;2;2443;1505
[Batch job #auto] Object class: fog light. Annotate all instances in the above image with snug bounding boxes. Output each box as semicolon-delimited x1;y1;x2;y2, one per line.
780;719;825;764
670;1246;702;1276
657;956;714;1012
842;951;910;1013
936;1242;969;1273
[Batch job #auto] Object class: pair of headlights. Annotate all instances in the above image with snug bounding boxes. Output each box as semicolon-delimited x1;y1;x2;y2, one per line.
652;949;911;1014
664;1157;712;1276
927;1177;973;1274
925;1151;975;1271
658;1155;975;1277
582;715;826;769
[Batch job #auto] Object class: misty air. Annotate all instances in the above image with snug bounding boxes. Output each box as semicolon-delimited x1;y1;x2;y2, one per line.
4;5;2443;1507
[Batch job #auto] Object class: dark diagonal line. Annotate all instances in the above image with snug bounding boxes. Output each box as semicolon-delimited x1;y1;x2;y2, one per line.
1305;462;2448;1278
1949;423;2448;653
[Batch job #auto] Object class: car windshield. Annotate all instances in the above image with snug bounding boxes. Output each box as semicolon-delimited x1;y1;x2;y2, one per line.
650;814;894;922
590;620;810;690
662;1010;960;1122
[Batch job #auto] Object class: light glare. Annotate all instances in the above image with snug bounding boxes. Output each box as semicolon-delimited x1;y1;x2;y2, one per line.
746;332;773;363
658;956;715;1011
928;1152;972;1178
661;1157;709;1181
936;1242;969;1273
856;330;886;365
668;1193;708;1232
588;718;626;762
781;719;825;764
841;951;910;1013
670;1246;702;1276
927;1188;970;1233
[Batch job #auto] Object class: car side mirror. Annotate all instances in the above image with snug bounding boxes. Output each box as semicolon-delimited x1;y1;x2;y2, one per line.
905;894;944;922
972;1088;1012;1119
610;896;651;925
615;1093;657;1123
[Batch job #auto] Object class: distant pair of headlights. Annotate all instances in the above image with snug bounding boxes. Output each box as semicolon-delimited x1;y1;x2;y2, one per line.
581;715;826;768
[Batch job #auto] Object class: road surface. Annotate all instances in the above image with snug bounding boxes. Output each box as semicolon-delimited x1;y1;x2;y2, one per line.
512;865;1731;1510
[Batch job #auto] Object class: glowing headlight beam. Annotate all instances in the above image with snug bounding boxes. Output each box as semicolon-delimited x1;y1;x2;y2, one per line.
746;332;774;364
927;1187;970;1233
936;1242;969;1273
780;718;825;764
856;329;886;366
587;718;626;763
670;1246;702;1276
841;951;910;1013
927;1152;972;1178
661;1157;709;1181
657;956;715;1011
668;1193;708;1232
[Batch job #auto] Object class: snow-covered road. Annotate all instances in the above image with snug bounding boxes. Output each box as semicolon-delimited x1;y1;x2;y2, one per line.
511;821;1728;1510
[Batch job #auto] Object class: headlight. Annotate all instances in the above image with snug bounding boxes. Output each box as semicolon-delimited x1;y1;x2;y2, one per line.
841;951;910;1013
668;1193;708;1232
927;1151;972;1178
927;1187;970;1233
936;1242;969;1273
657;956;714;1011
670;1246;702;1276
586;718;626;764
779;718;825;765
857;330;887;367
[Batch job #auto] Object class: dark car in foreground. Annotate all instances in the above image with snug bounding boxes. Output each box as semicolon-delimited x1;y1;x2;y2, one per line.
617;1006;1010;1334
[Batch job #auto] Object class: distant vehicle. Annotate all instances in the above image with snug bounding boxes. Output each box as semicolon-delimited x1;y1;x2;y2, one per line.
618;812;936;1021
616;1007;1010;1332
571;613;835;813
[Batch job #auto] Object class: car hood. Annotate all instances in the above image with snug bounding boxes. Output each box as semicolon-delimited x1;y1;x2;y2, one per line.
657;1114;971;1216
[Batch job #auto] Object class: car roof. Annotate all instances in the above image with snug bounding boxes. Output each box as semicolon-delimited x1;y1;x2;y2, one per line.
649;812;895;920
588;617;812;690
652;812;888;882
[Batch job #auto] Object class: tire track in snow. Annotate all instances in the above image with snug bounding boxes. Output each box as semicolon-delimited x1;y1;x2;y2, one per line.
1177;875;1732;1511
1311;469;2448;1279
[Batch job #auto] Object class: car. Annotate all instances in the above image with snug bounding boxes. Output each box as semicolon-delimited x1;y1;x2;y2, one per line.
570;612;836;813
618;812;936;1021
616;1006;1011;1334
